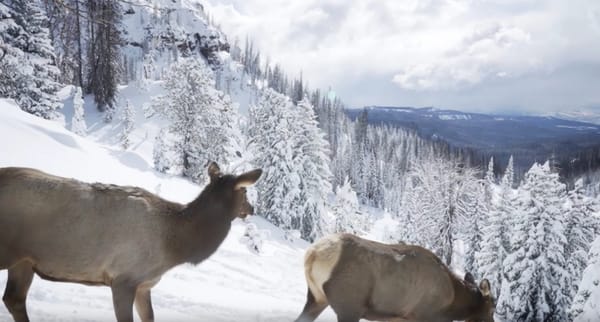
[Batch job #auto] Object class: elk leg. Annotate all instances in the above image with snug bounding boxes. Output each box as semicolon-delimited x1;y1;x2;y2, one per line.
335;314;361;322
323;280;366;322
2;261;34;322
134;287;154;322
294;288;328;322
111;276;137;322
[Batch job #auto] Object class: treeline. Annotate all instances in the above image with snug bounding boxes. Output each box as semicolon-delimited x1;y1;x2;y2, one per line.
1;0;121;117
1;0;233;120
231;37;481;210
390;153;599;321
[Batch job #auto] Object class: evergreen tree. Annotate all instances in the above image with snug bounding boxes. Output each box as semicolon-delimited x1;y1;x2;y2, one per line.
152;58;241;182
295;98;333;240
463;180;488;278
401;158;479;265
571;236;600;322
501;155;514;189
565;179;600;301
120;100;135;149
497;162;570;322
142;52;156;82
0;0;60;119
87;0;122;117
485;156;495;185
153;128;171;173
248;89;332;241
42;0;84;87
331;177;366;235
477;157;512;298
71;86;87;136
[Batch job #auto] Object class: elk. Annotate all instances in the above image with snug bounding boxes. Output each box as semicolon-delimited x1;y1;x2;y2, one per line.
0;162;262;322
295;234;495;322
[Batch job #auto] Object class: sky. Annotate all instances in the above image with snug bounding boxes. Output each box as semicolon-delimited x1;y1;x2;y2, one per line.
203;0;600;114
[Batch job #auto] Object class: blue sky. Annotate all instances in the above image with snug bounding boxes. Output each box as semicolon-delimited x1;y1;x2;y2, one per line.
204;0;600;114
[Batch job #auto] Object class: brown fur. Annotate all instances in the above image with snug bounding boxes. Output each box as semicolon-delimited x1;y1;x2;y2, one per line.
295;234;495;322
0;163;262;322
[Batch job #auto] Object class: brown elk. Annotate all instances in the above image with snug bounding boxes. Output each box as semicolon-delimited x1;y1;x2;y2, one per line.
295;234;495;322
0;162;262;322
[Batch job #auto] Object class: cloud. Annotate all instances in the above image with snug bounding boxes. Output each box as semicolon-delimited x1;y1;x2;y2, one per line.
392;23;533;91
204;0;600;112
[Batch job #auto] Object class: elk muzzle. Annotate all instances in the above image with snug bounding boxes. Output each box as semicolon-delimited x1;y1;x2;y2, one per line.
239;200;254;218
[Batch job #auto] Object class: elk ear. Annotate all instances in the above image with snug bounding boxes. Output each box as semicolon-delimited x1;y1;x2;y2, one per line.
479;279;491;296
234;169;263;190
464;272;475;285
208;162;221;182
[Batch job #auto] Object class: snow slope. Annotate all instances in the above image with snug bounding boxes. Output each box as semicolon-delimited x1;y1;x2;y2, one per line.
573;237;600;322
0;98;337;321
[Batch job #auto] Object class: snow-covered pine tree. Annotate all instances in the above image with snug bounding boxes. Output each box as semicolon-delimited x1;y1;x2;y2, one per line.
497;162;570;322
142;52;156;82
571;236;600;322
120;100;135;149
477;157;512;298
401;157;479;265
565;179;600;302
399;166;434;245
485;156;495;186
462;179;488;278
501;155;514;189
247;89;297;232
153;128;171;173
0;0;60;119
71;87;87;136
331;177;366;235
152;58;241;183
295;98;333;240
247;89;333;241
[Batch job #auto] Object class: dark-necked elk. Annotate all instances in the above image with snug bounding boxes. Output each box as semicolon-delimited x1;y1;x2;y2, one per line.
0;162;262;322
295;234;495;322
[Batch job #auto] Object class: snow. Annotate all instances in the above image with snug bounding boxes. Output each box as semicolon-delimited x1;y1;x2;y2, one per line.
438;114;472;120
556;125;599;131
553;110;600;125
573;237;600;322
0;98;337;321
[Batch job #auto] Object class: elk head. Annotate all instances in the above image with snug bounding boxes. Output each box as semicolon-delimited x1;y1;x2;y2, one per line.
205;162;262;219
464;273;495;322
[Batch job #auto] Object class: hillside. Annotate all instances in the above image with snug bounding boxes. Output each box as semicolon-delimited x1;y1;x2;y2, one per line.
0;98;337;321
2;0;599;320
347;106;600;178
554;109;600;125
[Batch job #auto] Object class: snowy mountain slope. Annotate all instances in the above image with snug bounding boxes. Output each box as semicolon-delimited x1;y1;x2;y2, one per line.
347;106;600;151
0;98;337;321
347;106;600;180
553;109;600;125
117;0;257;114
119;0;228;79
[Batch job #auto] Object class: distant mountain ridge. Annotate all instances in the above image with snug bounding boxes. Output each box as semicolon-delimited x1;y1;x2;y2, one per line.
346;106;600;180
552;109;600;125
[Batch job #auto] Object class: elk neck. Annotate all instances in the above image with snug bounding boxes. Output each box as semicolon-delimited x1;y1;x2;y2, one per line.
165;186;236;266
445;277;485;320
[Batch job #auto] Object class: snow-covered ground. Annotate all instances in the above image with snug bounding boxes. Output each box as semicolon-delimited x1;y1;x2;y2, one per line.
0;97;338;321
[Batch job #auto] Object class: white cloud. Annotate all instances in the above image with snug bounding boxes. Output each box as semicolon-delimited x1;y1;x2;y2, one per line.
204;0;600;112
392;23;533;91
